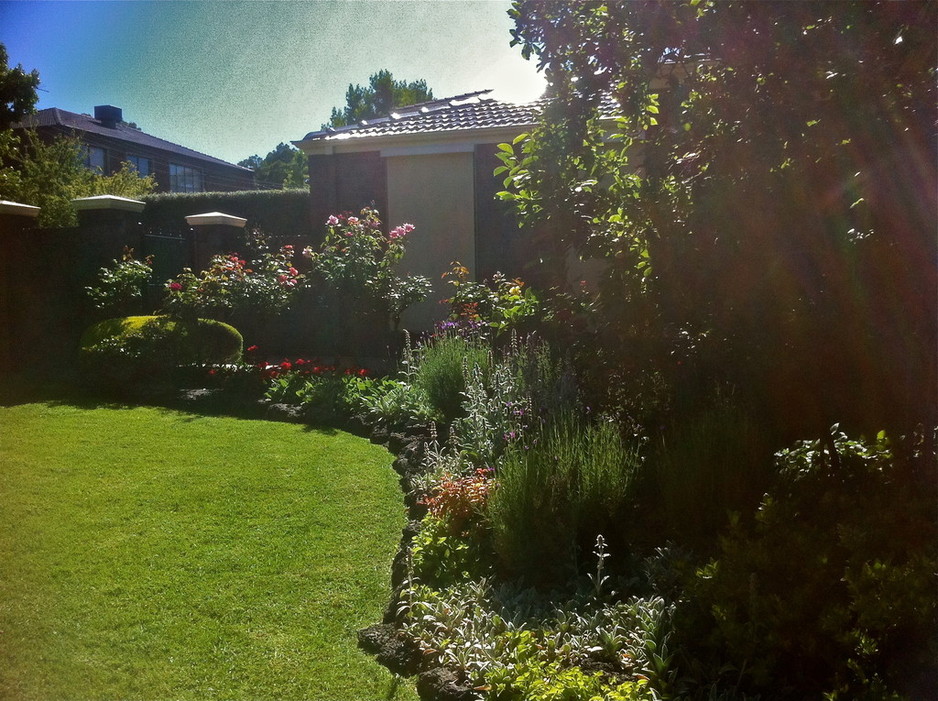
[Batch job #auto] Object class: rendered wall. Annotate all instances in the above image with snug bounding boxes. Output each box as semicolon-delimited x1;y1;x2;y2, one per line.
386;152;475;331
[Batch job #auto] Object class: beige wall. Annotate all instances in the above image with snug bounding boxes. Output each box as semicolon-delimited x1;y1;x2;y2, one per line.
386;152;475;331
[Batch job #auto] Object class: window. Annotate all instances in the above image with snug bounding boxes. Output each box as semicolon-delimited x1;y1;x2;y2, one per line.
85;146;106;172
169;163;203;192
126;155;151;177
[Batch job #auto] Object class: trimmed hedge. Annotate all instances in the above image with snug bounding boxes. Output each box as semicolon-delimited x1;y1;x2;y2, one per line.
140;190;311;238
79;315;243;390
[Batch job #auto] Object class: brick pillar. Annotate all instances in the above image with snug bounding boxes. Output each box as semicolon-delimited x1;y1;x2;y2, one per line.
184;211;247;272
71;195;147;278
0;200;41;372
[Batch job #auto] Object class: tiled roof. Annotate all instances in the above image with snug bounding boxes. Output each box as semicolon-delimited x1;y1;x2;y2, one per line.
300;90;542;143
16;108;251;172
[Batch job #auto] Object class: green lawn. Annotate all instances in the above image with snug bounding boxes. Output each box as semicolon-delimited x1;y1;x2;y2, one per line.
0;401;417;701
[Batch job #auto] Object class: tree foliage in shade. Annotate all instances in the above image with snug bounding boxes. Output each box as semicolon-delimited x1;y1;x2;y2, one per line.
325;69;434;129
0;43;40;131
238;142;306;189
500;0;937;432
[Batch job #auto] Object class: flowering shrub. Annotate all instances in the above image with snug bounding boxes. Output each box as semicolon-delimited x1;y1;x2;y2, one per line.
304;208;431;328
85;247;154;317
442;261;539;334
162;245;302;321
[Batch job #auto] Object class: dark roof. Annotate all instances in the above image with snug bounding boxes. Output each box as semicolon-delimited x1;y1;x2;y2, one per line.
300;90;542;143
16;108;251;172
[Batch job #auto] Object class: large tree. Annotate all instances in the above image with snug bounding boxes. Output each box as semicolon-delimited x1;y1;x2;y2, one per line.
0;43;40;130
501;0;936;431
238;142;306;189
325;69;433;129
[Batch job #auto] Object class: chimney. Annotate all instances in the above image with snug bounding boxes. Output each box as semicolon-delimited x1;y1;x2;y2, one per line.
94;105;122;128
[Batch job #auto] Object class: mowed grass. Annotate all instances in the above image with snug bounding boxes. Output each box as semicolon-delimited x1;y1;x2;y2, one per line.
0;401;417;701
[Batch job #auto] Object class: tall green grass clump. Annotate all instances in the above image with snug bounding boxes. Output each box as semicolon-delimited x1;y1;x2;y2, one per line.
415;331;490;423
489;413;644;584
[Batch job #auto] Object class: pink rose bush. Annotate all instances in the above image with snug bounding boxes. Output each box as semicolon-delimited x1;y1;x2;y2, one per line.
303;208;431;328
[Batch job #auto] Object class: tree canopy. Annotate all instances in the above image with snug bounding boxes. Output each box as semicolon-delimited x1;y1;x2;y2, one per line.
500;0;937;431
0;43;40;131
325;69;433;129
238;142;306;190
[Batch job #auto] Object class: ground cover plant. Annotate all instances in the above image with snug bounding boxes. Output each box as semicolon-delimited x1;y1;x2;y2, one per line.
0;401;417;701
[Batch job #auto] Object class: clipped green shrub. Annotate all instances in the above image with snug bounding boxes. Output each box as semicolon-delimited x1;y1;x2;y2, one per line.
489;413;644;583
79;315;242;389
140;189;310;238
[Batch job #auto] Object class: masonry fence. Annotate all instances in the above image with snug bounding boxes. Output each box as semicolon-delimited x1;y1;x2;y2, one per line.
0;195;344;374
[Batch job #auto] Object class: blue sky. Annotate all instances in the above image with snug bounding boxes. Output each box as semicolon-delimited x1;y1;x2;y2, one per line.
0;0;545;164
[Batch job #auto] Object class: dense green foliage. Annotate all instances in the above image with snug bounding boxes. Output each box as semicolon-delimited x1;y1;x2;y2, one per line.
0;43;40;130
0;402;415;701
140;189;310;238
681;429;937;698
414;331;490;424
500;0;936;435
237;142;307;189
490;414;644;583
79;315;242;389
325;69;434;129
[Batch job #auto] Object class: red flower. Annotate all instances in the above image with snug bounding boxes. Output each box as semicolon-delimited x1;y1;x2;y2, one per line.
280;361;293;372
357;368;369;377
246;345;259;354
168;282;183;291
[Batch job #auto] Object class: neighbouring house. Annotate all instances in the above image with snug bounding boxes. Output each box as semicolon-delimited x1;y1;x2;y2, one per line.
15;105;255;193
293;90;543;329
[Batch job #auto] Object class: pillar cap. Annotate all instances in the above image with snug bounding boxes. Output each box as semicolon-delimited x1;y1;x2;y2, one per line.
185;212;248;228
0;200;41;218
71;195;146;213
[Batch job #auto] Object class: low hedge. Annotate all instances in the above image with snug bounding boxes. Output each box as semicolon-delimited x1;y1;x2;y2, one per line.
140;189;311;238
79;315;243;390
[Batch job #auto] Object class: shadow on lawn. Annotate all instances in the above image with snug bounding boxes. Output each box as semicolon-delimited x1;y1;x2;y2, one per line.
0;370;348;440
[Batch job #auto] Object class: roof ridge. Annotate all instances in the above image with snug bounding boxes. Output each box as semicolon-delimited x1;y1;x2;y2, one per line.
21;107;249;171
301;89;538;142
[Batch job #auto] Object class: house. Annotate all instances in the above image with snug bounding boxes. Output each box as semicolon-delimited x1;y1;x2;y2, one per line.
15;105;255;193
293;90;542;329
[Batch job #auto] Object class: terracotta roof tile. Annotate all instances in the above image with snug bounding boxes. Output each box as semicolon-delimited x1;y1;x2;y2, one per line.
301;90;542;142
